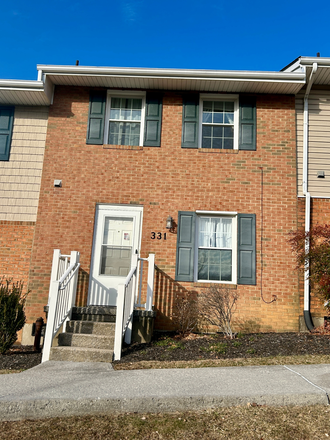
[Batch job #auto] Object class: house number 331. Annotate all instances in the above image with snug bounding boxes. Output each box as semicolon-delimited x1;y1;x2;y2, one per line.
151;232;167;240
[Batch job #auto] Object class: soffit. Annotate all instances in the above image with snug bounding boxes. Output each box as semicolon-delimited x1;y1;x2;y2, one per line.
305;65;330;86
0;81;51;105
39;66;305;95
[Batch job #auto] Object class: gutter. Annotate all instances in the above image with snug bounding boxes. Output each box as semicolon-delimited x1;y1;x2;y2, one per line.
37;64;306;83
302;62;318;331
0;79;45;90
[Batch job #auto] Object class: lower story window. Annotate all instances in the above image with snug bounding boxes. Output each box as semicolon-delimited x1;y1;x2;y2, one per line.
175;211;255;285
197;216;233;281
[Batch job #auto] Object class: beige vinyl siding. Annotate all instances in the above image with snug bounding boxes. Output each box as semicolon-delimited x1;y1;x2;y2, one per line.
0;106;49;221
296;89;330;197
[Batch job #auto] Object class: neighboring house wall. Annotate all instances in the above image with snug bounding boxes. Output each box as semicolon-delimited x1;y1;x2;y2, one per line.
26;86;299;334
296;88;330;197
0;106;48;319
296;88;330;324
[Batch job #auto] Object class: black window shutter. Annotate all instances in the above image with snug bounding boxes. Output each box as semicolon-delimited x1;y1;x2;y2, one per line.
239;97;256;151
144;93;162;147
181;96;199;149
175;211;196;281
86;90;106;145
237;213;256;285
0;106;14;161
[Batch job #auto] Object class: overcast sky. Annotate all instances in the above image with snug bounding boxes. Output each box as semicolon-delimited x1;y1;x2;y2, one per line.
1;0;329;80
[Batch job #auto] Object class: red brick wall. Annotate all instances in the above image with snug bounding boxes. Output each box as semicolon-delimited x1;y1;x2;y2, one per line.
0;221;35;287
27;86;299;332
298;197;330;318
0;221;35;342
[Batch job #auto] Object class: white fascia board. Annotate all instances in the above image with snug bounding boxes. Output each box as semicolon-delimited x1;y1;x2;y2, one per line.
0;79;45;90
299;57;330;67
37;64;305;83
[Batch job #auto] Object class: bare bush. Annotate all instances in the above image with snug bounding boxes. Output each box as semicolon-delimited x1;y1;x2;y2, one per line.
172;291;198;337
199;286;238;339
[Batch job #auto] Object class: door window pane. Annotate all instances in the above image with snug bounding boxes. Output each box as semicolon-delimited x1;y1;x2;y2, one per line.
100;217;133;276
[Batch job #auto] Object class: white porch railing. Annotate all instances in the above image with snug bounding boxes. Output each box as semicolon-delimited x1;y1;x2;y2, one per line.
113;253;155;361
42;250;80;363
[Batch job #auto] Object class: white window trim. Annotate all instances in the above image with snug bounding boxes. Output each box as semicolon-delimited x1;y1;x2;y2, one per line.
199;94;239;151
194;212;237;284
104;90;146;146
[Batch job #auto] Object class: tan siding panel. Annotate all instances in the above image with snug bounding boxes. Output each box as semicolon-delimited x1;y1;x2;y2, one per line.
0;106;49;222
296;90;330;198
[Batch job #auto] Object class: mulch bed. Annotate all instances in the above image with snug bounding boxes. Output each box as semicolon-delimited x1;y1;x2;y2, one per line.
1;325;330;371
0;346;42;371
115;329;330;364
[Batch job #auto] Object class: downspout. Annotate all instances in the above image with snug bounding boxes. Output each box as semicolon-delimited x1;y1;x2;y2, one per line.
302;62;318;331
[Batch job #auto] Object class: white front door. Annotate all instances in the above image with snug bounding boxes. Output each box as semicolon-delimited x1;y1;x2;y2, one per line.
88;205;143;306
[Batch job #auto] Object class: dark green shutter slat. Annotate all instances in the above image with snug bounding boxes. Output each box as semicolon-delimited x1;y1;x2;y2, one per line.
144;93;162;147
175;211;196;281
181;96;199;149
86;90;106;145
239;97;256;151
237;213;256;285
0;106;14;161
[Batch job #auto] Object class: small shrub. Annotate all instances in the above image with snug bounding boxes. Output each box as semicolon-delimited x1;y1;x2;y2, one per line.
172;291;198;337
199;286;239;339
0;279;28;354
288;224;330;311
154;337;174;347
206;342;227;354
233;341;242;347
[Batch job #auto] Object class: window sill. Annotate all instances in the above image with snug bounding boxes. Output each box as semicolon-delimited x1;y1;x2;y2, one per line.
198;149;239;154
193;281;238;289
103;144;144;151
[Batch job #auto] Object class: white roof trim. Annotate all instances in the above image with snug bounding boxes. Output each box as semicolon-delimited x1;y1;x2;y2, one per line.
0;80;44;89
37;64;305;83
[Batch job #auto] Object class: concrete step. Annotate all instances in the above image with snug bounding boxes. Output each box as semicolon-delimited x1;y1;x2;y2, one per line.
49;346;114;363
66;321;115;336
72;306;116;323
58;333;114;350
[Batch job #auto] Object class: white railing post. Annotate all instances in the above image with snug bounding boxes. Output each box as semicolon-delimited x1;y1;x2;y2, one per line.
125;254;138;344
67;251;80;321
47;249;61;305
146;253;155;311
114;283;125;361
42;280;60;363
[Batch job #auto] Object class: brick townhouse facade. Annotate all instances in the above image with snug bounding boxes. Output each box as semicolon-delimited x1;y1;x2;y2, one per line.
3;60;328;343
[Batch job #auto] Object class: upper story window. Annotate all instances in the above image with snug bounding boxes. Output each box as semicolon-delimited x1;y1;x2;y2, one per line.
182;94;255;151
104;92;146;146
87;90;163;147
200;95;239;150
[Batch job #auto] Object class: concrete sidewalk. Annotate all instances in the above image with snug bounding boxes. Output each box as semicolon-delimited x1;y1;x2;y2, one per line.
0;362;330;421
